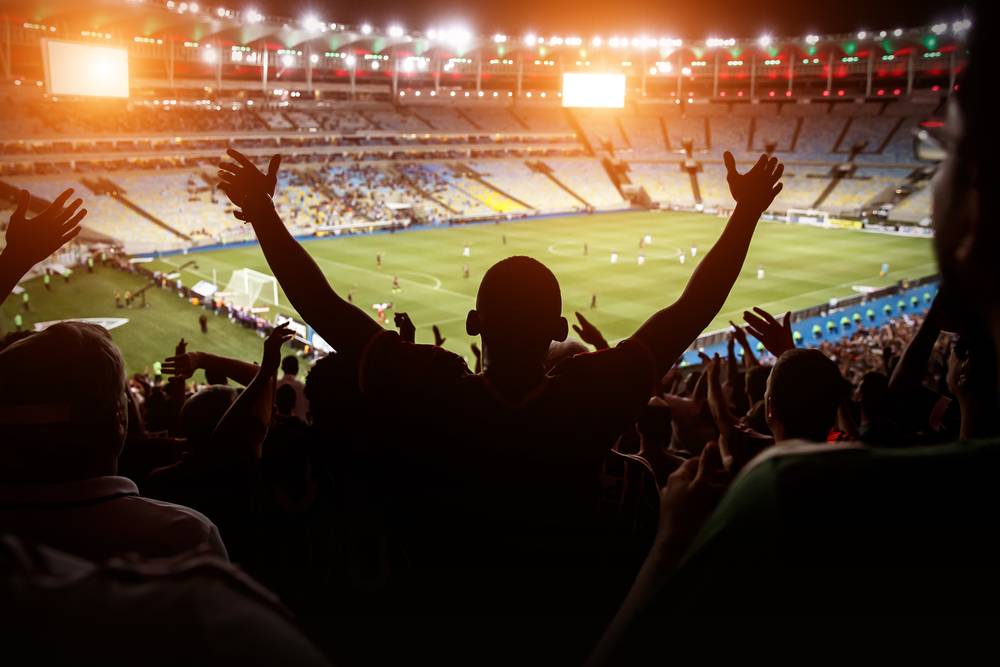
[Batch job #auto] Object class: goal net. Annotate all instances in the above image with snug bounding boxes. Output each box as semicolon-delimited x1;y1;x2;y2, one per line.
786;208;831;227
218;268;279;310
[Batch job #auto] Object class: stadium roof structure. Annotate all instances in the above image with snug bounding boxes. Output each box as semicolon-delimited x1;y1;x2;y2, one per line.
2;0;973;59
0;0;972;101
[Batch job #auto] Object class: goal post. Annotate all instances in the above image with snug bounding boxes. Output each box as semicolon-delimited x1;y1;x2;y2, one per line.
786;208;831;227
217;268;279;310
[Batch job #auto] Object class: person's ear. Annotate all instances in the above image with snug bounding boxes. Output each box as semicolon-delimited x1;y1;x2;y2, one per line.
466;310;481;336
552;316;569;342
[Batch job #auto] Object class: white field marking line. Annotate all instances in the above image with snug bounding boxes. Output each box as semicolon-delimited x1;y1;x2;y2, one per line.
395;270;443;290
713;261;939;321
547;241;683;260
313;255;472;300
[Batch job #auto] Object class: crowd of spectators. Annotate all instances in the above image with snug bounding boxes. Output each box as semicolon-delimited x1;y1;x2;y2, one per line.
1;20;997;664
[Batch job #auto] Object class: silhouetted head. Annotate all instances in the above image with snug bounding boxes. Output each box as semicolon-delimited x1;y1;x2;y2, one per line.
0;322;127;483
933;17;996;338
177;386;238;450
305;351;363;429
765;349;849;443
466;256;568;370
281;355;299;377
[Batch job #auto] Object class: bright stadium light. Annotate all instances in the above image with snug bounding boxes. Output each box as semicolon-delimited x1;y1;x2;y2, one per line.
281;53;294;67
931;23;947;35
203;47;217;63
370;60;380;70
345;54;356;67
878;30;887;38
303;15;325;33
245;9;263;24
805;34;820;45
758;34;772;48
893;28;903;37
388;25;404;38
591;36;602;47
493;33;507;43
857;31;867;39
360;23;373;35
524;33;537;46
310;53;319;64
681;66;692;76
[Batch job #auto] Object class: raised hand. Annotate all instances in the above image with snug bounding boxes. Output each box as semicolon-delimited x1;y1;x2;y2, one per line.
394;312;416;343
175;338;188;357
217;149;281;222
163;351;202;380
655;440;731;553
729;321;748;348
742;306;794;357
2;189;86;271
572;311;610;350
723;151;784;213
262;323;294;374
706;356;772;472
432;324;446;347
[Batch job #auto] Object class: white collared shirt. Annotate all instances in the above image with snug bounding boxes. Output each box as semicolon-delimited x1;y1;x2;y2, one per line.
0;476;227;562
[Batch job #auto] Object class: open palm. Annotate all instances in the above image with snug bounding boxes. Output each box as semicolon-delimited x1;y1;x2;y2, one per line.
4;189;86;270
724;151;784;213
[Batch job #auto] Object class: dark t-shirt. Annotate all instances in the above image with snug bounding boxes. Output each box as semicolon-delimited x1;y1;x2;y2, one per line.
359;331;656;612
642;438;1000;621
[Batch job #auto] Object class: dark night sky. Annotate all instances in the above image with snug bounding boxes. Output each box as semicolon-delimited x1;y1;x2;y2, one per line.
258;0;971;37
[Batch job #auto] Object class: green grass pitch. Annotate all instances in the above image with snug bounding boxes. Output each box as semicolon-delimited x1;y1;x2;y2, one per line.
2;210;936;376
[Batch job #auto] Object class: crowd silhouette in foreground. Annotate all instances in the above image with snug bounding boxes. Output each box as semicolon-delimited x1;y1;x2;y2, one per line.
1;19;998;665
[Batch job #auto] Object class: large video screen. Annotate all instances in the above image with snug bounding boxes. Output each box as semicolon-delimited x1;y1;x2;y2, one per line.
561;73;626;108
42;39;129;98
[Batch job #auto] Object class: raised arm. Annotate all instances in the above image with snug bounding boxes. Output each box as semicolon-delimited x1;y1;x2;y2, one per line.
217;150;381;360
887;293;943;396
1;189;85;303
633;153;783;375
162;350;260;386
211;323;294;464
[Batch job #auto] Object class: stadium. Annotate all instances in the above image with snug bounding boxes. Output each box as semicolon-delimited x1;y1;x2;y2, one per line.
0;0;958;370
2;0;997;660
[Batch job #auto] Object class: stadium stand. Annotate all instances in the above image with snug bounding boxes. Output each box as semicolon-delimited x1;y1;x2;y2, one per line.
468;160;583;213
889;184;933;223
544;158;627;209
626;162;696;207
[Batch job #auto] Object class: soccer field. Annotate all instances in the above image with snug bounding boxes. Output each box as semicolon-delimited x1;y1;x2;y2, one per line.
2;210;936;375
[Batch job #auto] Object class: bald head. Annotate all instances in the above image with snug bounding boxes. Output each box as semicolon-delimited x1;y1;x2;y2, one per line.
466;256;568;368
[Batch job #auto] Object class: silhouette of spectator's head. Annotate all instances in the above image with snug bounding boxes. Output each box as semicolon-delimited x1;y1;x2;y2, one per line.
305;352;363;429
0;322;127;483
281;355;299;377
177;386;238;450
934;22;996;321
467;256;568;370
765;349;848;442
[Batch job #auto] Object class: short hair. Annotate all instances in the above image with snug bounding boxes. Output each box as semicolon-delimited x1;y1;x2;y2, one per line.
0;322;127;481
476;256;561;323
281;355;299;376
275;383;297;415
0;322;125;427
768;349;849;442
177;386;238;448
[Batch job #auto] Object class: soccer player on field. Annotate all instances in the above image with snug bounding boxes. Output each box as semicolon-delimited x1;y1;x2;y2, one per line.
757;265;765;280
376;253;382;269
880;262;890;277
